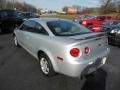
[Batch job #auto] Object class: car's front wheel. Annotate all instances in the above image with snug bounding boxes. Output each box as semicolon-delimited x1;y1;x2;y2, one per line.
39;53;56;77
14;36;20;47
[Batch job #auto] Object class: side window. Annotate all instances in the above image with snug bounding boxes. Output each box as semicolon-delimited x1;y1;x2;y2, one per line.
19;20;48;35
34;22;48;35
19;20;35;31
26;21;36;32
19;21;30;31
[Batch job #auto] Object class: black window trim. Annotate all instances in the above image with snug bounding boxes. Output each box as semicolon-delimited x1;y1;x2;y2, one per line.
19;20;49;35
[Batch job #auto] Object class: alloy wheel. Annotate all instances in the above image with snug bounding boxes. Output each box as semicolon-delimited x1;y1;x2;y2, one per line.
40;57;50;74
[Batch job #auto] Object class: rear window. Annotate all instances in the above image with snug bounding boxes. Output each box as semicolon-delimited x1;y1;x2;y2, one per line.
47;20;92;36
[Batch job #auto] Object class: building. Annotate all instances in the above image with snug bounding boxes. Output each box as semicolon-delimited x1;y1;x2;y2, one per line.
67;7;77;14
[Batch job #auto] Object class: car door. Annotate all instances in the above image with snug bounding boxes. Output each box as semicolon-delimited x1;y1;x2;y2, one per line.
15;23;25;46
19;20;38;52
15;20;32;47
24;21;49;56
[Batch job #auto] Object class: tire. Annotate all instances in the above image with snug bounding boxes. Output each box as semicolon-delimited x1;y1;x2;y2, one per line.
14;36;20;47
39;53;56;77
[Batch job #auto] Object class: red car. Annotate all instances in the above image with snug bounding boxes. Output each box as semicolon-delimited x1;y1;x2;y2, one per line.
88;20;120;32
77;15;115;27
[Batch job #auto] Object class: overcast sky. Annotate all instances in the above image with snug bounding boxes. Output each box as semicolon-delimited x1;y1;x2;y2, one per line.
17;0;99;11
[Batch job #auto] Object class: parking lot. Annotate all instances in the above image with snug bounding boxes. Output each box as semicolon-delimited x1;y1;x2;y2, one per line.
0;33;120;90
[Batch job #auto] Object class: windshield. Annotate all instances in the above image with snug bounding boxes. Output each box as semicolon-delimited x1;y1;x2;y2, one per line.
23;13;36;18
47;20;92;36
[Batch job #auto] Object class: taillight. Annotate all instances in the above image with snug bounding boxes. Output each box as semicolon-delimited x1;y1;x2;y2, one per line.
84;47;90;54
70;48;80;57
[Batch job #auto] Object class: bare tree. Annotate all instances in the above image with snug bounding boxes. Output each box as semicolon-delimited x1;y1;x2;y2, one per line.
99;0;112;14
0;1;37;12
99;0;120;14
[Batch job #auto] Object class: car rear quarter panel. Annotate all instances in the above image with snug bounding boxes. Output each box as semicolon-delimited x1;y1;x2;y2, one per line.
31;34;75;72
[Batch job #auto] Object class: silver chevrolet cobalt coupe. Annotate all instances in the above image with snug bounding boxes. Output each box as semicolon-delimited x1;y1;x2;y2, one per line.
14;18;110;78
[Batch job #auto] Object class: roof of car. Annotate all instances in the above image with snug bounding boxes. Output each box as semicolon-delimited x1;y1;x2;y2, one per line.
29;18;71;23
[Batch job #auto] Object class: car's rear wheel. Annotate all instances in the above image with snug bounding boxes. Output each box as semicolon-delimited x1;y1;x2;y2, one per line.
14;36;20;47
39;53;56;77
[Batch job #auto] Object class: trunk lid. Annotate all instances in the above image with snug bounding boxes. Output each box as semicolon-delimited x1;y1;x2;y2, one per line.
68;32;108;59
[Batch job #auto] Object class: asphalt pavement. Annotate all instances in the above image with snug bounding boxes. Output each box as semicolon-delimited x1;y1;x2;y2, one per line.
0;34;120;90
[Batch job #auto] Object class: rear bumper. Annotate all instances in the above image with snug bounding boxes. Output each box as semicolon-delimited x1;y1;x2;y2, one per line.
58;48;110;78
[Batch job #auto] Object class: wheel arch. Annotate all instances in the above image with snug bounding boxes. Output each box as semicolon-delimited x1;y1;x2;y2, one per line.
37;49;58;72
